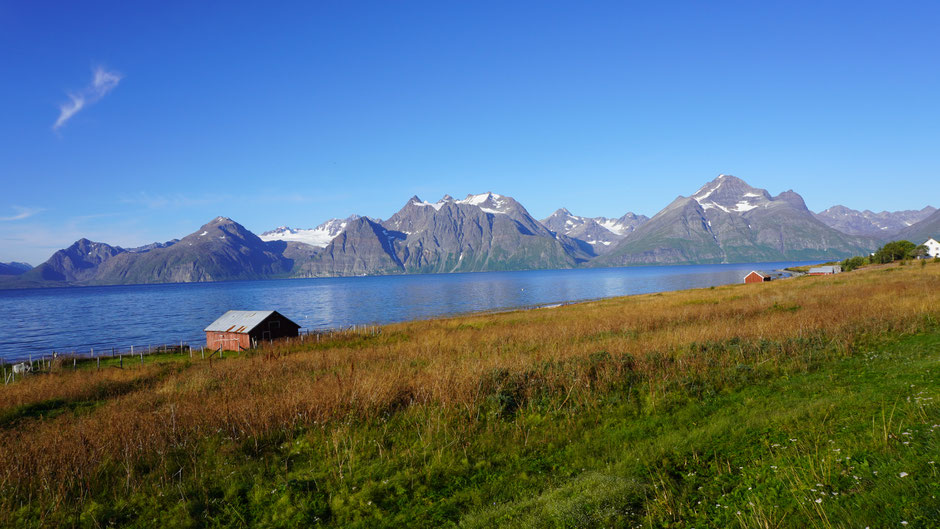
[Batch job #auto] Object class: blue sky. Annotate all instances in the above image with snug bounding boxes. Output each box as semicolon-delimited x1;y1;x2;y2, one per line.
1;1;938;264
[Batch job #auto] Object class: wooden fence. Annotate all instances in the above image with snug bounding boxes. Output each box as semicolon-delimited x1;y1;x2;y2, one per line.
0;325;389;385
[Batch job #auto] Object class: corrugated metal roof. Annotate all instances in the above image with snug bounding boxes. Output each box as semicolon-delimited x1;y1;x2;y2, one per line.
204;310;275;333
808;265;841;274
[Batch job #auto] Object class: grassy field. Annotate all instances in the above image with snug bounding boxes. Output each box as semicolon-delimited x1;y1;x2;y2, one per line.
1;262;938;527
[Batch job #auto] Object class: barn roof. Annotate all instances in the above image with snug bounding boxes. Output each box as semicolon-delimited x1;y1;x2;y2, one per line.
809;265;841;274
205;310;280;333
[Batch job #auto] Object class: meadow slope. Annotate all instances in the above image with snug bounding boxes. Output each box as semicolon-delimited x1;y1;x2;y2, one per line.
1;261;938;527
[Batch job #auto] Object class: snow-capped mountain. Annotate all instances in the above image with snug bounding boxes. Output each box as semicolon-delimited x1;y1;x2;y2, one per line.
594;174;876;266
690;174;775;213
814;205;936;238
540;208;648;253
293;192;591;277
407;192;521;216
260;215;364;248
6;177;907;287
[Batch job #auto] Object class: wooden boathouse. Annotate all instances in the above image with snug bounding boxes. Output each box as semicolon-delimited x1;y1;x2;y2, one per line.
204;310;300;351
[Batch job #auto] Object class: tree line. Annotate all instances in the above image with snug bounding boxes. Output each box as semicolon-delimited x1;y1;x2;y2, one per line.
840;240;935;271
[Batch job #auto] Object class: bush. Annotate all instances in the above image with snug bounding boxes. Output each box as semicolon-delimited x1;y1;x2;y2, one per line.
841;256;866;271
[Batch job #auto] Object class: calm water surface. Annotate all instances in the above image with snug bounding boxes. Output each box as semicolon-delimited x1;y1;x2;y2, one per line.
0;262;818;362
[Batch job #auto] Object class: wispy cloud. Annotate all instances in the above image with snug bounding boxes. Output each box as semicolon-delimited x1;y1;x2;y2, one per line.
0;206;43;221
53;66;123;131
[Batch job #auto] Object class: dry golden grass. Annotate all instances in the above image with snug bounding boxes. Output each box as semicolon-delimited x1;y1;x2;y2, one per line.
1;262;938;511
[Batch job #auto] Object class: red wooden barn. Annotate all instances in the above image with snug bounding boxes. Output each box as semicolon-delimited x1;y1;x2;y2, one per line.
204;310;300;351
744;271;770;284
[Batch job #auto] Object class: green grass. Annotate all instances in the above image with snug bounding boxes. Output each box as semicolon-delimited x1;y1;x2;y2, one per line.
19;328;936;528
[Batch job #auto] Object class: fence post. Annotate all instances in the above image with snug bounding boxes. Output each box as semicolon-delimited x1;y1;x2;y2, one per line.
73;357;76;369
201;347;204;360
120;355;123;369
97;357;100;370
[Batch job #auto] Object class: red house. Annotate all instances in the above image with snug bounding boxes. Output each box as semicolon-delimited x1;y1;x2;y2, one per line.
744;271;770;284
204;310;300;351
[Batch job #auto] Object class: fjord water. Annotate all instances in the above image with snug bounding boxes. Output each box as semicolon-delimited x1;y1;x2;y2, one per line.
0;262;817;362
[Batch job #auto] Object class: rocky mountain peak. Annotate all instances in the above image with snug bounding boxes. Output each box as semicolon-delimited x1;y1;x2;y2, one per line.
691;174;773;213
773;190;808;210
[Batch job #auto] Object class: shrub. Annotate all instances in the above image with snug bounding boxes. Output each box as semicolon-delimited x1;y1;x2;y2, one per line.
841;256;866;271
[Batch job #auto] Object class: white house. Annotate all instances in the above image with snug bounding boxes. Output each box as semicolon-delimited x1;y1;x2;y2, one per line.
924;238;940;258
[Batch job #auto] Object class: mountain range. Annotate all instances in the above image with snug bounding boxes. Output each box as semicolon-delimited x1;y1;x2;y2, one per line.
813;205;936;237
0;261;31;276
540;209;648;254
2;175;935;288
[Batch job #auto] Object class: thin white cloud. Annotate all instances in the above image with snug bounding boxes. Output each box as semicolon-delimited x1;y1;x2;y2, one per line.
0;206;43;221
53;66;123;131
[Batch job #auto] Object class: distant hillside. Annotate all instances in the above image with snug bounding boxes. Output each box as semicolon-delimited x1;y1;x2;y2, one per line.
0;261;31;275
13;218;292;287
815;205;935;238
893;209;940;245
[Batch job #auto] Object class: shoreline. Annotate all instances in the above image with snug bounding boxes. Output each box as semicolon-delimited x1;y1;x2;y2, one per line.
0;260;824;364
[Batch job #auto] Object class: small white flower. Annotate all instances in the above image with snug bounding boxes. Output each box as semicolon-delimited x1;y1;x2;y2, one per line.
899;472;909;478
815;498;823;503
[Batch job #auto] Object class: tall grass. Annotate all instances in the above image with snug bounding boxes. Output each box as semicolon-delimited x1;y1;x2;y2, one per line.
0;262;938;525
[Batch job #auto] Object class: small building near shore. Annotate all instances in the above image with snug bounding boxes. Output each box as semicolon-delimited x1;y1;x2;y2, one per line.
744;271;771;284
204;310;300;351
808;265;842;276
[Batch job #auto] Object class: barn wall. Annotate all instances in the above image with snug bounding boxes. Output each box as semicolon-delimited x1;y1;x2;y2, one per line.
206;332;251;352
251;314;301;343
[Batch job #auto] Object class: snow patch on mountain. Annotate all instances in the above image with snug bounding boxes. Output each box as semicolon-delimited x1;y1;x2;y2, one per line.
692;174;770;213
260;216;362;248
410;192;513;215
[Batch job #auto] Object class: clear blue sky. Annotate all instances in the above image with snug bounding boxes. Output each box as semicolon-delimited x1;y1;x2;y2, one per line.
1;1;938;264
